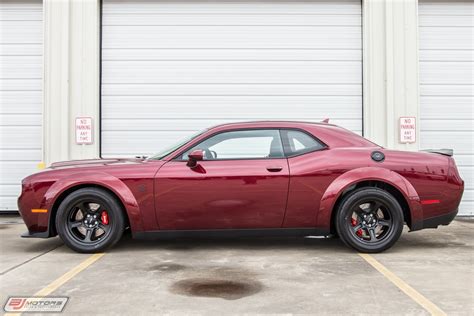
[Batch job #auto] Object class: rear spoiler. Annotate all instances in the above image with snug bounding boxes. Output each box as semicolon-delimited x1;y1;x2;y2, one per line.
421;149;453;157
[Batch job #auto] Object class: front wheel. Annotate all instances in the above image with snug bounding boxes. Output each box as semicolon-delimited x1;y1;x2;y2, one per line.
55;188;125;253
335;188;404;253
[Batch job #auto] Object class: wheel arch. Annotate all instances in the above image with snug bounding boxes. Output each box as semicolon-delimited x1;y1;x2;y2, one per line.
48;184;131;237
328;180;411;235
317;167;423;233
43;172;143;237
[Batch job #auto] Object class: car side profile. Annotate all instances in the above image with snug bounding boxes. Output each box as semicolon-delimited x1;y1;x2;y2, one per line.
18;121;464;253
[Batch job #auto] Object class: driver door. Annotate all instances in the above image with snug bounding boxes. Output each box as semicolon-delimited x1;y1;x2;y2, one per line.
154;129;289;230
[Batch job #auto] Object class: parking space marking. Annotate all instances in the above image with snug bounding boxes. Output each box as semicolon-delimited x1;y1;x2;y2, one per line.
359;253;446;316
34;253;105;297
4;253;105;316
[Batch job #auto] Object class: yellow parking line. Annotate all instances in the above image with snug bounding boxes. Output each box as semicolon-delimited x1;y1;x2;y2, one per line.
34;253;105;297
4;253;105;316
359;253;446;316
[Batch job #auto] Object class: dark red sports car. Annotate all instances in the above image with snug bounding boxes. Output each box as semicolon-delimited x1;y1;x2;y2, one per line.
18;121;464;253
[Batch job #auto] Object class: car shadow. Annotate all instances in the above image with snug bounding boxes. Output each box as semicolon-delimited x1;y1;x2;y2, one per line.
109;233;352;254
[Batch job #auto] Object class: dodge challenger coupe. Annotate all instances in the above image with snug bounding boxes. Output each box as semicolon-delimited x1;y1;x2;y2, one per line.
18;121;464;253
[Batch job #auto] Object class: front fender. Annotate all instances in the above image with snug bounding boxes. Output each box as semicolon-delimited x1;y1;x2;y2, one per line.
42;171;143;234
316;167;423;229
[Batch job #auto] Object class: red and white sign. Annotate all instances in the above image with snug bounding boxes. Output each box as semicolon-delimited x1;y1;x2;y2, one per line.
399;117;416;143
75;117;93;144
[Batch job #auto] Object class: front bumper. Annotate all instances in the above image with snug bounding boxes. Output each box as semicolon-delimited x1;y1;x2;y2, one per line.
21;230;51;238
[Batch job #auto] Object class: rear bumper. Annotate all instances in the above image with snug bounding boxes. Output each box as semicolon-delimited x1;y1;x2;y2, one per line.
420;209;458;229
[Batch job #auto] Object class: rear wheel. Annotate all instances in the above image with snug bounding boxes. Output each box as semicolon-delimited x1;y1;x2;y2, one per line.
56;188;125;253
335;188;404;253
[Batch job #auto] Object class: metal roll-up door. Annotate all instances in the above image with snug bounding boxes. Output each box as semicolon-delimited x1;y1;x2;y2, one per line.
101;0;362;157
0;0;43;211
419;0;474;215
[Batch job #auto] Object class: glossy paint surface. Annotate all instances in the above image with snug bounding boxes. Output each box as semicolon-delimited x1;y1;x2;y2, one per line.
17;121;464;237
155;159;289;229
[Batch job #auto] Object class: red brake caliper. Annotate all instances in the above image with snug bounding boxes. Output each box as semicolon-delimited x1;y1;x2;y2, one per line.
351;218;363;237
101;211;109;225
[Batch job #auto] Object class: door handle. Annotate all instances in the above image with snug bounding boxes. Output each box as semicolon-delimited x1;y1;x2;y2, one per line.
266;166;283;172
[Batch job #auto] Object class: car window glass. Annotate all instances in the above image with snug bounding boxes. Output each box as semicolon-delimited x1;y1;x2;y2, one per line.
282;130;325;156
181;129;284;160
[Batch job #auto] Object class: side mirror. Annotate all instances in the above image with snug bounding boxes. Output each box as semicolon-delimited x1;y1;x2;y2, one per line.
187;149;204;168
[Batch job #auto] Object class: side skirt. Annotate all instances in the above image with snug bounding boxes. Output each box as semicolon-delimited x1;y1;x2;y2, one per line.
133;228;330;240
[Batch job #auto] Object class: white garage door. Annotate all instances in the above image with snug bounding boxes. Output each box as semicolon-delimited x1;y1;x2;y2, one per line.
101;0;362;157
0;0;43;211
419;0;474;216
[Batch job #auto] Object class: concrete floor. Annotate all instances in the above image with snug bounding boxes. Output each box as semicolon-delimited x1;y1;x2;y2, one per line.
0;215;473;315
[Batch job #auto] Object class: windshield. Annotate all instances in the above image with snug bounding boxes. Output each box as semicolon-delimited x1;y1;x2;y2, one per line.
149;129;207;160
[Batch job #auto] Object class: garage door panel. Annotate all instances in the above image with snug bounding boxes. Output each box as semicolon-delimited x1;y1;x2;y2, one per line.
103;26;361;49
0;0;43;211
0;21;42;44
103;0;361;15
102;96;362;118
458;167;474;185
0;197;19;211
0;126;41;149
0;149;42;161
102;130;193;156
418;1;474;15
420;85;473;96
0;44;42;56
420;97;473;118
0;184;21;197
452;154;474;168
102;0;362;159
0;92;42;112
419;15;474;27
0;79;42;91
419;0;473;215
459;202;474;215
0;56;42;79
0;114;42;126
421;119;474;131
102;83;362;96
420;131;473;155
419;27;474;50
102;61;361;84
419;62;474;84
0;161;38;185
419;50;474;62
103;118;362;132
103;13;361;26
102;48;362;61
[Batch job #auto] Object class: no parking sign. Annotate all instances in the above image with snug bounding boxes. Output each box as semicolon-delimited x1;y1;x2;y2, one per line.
75;117;93;144
399;117;416;143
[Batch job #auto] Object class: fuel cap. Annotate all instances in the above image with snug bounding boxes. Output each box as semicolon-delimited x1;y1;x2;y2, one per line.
371;151;385;162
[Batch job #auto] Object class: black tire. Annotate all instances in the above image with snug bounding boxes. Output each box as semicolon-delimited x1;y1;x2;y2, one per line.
335;187;403;253
55;188;125;253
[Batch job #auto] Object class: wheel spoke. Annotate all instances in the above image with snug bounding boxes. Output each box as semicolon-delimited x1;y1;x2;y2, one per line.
352;224;362;232
70;221;82;229
368;228;376;241
378;219;391;227
84;228;93;242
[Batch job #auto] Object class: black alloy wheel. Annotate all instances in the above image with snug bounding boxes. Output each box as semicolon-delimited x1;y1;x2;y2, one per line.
335;187;404;253
56;188;125;253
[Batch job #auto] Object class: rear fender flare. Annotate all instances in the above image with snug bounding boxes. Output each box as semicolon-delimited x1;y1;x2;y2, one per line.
42;171;143;233
317;167;423;229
